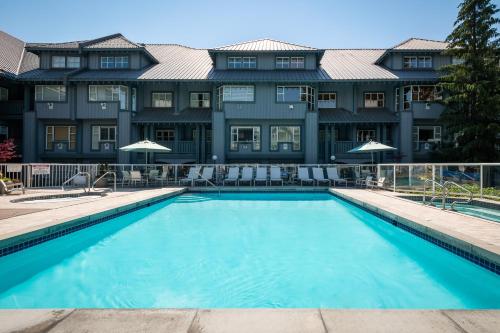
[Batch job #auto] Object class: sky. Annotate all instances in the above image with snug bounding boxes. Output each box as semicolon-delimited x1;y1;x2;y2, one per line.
0;0;469;49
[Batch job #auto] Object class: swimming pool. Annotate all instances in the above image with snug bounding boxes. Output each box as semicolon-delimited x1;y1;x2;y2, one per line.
0;192;499;308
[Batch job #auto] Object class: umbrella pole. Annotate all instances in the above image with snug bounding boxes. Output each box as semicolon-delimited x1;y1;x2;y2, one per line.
371;152;374;164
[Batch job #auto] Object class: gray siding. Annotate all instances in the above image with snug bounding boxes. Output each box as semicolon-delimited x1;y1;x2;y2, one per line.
412;102;444;119
75;84;119;119
118;111;131;163
384;53;451;70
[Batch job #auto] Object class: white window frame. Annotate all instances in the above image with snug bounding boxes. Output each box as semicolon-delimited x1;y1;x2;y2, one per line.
403;56;418;69
413;126;441;151
66;56;80;69
290;57;305;69
0;87;8;101
152;92;173;108
230;126;260;151
88;85;129;109
91;125;116;150
276;85;315;110
156;129;175;142
364;92;385;108
221;85;254;102
190;92;210;108
228;56;256;69
270;126;301;151
51;56;66;68
418;56;432;68
35;85;66;102
318;92;337;109
276;57;290;69
100;56;129;69
45;125;76;150
357;129;376;142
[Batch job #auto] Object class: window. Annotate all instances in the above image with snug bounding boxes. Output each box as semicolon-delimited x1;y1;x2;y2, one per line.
318;92;336;108
88;85;128;109
357;129;376;142
413;126;441;151
0;125;8;141
395;88;400;111
403;85;442;110
152;92;173;108
66;56;80;69
404;56;432;69
276;57;290;69
270;126;301;151
52;56;66;68
156;129;175;141
91;126;116;150
452;56;465;65
190;92;210;108
45;126;76;150
35;85;66;102
230;126;260;151
219;85;254;102
290;57;305;69
276;86;315;110
227;56;256;69
100;56;129;69
364;92;384;108
0;87;8;101
131;87;137;112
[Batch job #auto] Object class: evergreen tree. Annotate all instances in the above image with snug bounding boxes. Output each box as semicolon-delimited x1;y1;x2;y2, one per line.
438;0;499;162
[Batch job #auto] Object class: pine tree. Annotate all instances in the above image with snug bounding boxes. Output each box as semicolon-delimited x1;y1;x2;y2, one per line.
438;0;499;162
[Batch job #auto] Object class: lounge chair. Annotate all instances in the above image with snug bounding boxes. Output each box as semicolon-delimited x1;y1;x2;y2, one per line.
194;167;215;186
357;176;372;187
223;167;239;186
120;170;131;187
269;166;283;186
179;166;201;186
327;167;348;187
130;171;143;186
155;171;169;186
238;167;254;186
312;168;331;186
0;179;25;195
254;167;268;186
297;167;314;186
367;177;385;189
147;170;159;185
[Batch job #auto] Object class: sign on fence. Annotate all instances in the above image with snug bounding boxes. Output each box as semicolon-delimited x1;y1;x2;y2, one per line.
6;164;22;173
32;164;51;175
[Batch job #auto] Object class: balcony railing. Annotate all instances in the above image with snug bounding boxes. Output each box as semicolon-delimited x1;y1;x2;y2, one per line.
157;140;196;154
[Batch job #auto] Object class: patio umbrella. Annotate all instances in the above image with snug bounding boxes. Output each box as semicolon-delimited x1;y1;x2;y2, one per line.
119;139;171;164
348;140;396;164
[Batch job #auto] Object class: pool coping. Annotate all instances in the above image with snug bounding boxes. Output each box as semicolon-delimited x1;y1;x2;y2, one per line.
330;189;500;275
0;188;186;257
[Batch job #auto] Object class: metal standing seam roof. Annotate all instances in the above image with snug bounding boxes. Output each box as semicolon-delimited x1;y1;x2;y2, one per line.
83;35;142;49
0;31;27;78
319;108;399;123
131;108;212;123
213;38;318;51
392;38;449;51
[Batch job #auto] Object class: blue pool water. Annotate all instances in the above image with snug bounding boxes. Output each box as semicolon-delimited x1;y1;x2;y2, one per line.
0;192;499;308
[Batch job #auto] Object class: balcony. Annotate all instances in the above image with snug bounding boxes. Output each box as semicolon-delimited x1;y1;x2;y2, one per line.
157;140;196;154
36;102;71;119
76;102;119;119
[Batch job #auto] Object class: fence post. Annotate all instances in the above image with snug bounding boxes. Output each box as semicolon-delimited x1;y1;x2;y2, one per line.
480;164;483;199
432;165;435;194
393;165;396;192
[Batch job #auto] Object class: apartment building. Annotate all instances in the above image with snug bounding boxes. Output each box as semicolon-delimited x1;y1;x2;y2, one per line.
0;31;449;164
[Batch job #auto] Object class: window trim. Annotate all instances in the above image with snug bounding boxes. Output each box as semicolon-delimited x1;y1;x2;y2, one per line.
66;56;81;69
35;85;67;103
155;129;176;142
403;55;433;69
218;85;255;104
88;85;129;110
276;85;315;110
356;129;376;142
45;125;77;151
50;55;81;69
269;125;302;152
100;55;130;69
317;92;337;109
151;91;174;108
229;125;261;152
413;125;442;151
91;125;117;151
363;92;385;108
227;56;257;69
189;92;211;108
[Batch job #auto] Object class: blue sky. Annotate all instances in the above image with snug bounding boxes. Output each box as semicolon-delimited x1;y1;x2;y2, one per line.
0;0;465;48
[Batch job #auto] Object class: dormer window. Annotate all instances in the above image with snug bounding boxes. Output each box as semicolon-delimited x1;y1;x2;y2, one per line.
100;56;129;69
51;56;80;69
364;93;384;108
276;56;305;69
52;56;66;68
403;56;432;69
227;56;256;69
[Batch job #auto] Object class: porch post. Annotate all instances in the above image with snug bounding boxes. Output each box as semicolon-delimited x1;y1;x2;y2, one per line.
323;125;328;163
195;125;200;163
201;124;206;163
330;124;335;161
175;126;180;153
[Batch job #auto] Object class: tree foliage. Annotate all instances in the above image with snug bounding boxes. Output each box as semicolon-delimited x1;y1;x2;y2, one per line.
438;0;500;162
0;139;19;162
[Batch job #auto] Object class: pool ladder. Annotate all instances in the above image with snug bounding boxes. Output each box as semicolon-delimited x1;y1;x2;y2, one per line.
423;179;473;210
62;172;91;192
195;169;221;197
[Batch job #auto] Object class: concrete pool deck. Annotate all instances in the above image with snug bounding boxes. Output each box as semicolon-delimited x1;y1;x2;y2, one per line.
0;309;499;333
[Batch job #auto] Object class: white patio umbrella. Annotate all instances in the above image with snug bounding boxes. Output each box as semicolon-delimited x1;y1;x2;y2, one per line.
119;139;171;164
348;140;396;164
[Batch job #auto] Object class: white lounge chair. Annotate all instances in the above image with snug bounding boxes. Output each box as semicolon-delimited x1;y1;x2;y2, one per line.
223;167;239;186
254;167;268;186
195;167;215;186
120;170;131;187
147;170;159;185
155;171;169;186
298;167;314;186
179;166;201;186
269;166;283;186
357;175;373;187
239;167;254;186
130;171;143;186
367;177;385;189
327;167;348;187
312;168;331;186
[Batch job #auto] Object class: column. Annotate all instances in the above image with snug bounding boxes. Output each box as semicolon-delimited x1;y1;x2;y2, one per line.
201;124;206;163
323;125;329;163
304;111;318;164
331;124;336;161
22;85;37;162
195;125;200;163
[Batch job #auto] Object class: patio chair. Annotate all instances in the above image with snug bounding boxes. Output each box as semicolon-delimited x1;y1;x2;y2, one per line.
367;177;386;190
297;167;314;186
155;171;169;186
130;171;143;187
312;167;331;186
327;167;348;187
254;167;268;186
179;166;201;186
0;179;25;195
357;176;373;188
269;166;283;186
147;170;160;185
223;167;239;186
121;170;131;187
194;167;215;186
238;167;254;186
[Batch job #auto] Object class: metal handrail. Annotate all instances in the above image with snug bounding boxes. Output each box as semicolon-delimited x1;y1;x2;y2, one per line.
423;179;446;209
62;172;90;192
443;181;473;210
195;168;221;196
92;171;116;192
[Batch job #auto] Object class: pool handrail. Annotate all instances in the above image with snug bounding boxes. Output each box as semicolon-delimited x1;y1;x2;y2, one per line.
62;172;91;193
423;179;446;209
92;171;116;192
444;181;473;210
